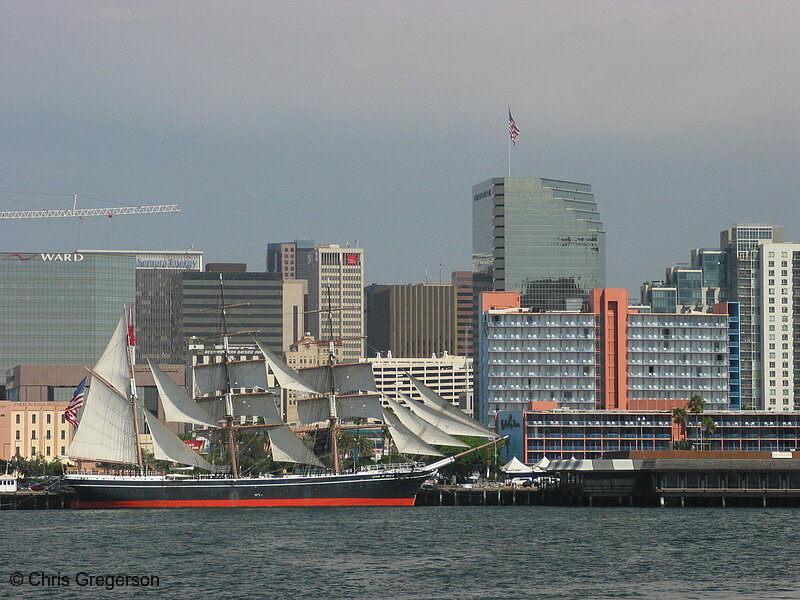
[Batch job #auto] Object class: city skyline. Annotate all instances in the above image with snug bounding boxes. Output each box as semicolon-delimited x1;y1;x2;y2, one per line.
2;2;798;295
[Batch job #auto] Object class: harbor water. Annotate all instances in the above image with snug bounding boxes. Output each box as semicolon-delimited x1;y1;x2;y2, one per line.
2;506;799;599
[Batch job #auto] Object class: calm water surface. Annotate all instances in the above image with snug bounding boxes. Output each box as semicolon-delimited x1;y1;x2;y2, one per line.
2;506;799;599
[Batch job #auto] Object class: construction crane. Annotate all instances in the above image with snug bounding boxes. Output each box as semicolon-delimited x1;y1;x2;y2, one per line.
0;194;179;220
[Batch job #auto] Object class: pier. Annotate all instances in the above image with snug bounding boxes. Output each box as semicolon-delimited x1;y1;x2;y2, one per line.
0;491;73;510
415;485;564;506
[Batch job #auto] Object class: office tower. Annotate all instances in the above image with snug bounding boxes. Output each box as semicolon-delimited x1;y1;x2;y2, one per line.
368;354;474;416
451;271;475;356
0;251;136;392
181;271;302;355
266;240;315;281
472;177;605;312
79;250;204;364
308;245;365;360
367;284;456;358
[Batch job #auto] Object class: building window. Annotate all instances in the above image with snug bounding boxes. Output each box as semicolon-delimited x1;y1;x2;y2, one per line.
31;431;36;440
15;431;20;441
15;414;20;425
46;414;51;424
31;414;36;424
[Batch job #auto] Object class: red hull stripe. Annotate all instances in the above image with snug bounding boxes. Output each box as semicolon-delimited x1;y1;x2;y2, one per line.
73;497;416;509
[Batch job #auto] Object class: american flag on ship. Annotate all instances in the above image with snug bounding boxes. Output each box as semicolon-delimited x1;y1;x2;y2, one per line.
509;110;520;145
65;377;87;427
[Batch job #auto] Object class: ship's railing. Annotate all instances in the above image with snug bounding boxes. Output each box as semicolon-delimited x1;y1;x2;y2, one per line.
356;462;424;473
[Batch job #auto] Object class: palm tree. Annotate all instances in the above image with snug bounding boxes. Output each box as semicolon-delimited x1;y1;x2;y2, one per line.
672;407;688;449
687;394;705;449
702;416;717;449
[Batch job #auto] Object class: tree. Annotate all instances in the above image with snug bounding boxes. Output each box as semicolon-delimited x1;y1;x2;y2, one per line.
702;416;717;449
1;456;65;478
337;430;375;471
437;437;506;482
672;407;688;450
687;394;705;449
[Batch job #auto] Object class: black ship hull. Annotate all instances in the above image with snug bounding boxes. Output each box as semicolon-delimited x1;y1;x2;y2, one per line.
63;469;430;509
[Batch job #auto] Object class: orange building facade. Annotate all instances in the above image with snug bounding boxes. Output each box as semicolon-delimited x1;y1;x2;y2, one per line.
0;401;73;461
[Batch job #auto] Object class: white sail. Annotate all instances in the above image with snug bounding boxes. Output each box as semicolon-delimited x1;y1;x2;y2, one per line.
142;410;214;470
382;409;443;457
267;425;325;467
257;342;323;395
148;361;216;427
194;358;271;396
407;374;497;438
196;394;281;423
404;397;496;439
387;396;469;448
296;397;329;426
338;394;384;421
95;314;133;394
68;315;138;464
233;394;281;423
300;363;377;395
67;377;138;464
296;394;384;426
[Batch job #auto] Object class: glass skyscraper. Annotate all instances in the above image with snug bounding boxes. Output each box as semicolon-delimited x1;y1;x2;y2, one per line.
472;177;605;311
0;251;136;396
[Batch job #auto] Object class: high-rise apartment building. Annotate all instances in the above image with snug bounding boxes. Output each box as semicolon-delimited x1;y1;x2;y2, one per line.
720;225;784;409
641;224;799;411
478;289;732;423
472;177;605;312
755;242;800;412
308;245;365;360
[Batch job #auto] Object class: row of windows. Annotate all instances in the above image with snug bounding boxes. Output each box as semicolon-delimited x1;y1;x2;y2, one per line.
15;429;67;440
17;446;66;457
14;413;66;425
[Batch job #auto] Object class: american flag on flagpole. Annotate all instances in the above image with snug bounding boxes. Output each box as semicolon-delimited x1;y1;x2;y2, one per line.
65;377;87;427
509;110;520;145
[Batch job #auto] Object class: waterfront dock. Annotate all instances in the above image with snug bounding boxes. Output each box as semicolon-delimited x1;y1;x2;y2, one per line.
0;490;73;510
415;485;564;506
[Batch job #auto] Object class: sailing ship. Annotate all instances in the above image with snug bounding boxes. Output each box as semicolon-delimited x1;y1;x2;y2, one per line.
62;300;500;509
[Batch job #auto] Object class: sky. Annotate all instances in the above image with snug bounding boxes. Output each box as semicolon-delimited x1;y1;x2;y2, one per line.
2;1;799;295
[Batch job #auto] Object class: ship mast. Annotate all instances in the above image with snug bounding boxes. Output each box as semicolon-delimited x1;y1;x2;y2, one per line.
125;305;145;471
327;338;341;474
219;275;240;479
324;286;342;474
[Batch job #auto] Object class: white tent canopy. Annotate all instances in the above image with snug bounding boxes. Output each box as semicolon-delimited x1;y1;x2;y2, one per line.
501;456;534;474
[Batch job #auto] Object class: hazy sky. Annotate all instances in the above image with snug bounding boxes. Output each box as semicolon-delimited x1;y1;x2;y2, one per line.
2;1;798;294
